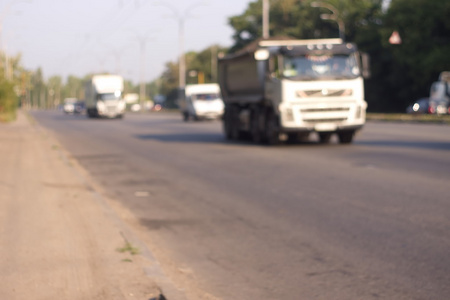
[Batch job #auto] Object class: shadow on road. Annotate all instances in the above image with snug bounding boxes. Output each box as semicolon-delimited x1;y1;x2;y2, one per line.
135;133;335;149
136;133;226;144
356;140;450;151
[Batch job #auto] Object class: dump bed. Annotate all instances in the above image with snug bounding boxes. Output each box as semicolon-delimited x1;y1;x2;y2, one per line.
218;51;264;104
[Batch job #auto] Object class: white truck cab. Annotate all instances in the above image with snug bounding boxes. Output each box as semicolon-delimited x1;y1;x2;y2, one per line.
179;83;224;121
85;75;126;119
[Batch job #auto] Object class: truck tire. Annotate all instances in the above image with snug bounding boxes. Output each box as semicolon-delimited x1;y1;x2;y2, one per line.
87;109;94;118
338;130;355;144
318;132;332;144
264;110;280;145
183;112;189;122
226;105;242;140
250;108;263;144
223;107;234;139
287;132;310;144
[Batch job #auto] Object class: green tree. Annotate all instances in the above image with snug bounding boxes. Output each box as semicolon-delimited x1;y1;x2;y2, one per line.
227;0;383;51
153;44;228;107
381;0;450;111
47;76;63;108
0;52;30;121
185;45;226;84
62;75;84;101
0;77;17;122
30;68;46;109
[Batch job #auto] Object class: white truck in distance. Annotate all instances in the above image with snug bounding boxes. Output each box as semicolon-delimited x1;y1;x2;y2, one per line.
63;98;77;114
85;75;126;118
178;83;224;121
218;38;370;144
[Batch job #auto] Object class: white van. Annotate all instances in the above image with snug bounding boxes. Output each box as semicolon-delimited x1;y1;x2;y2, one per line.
179;84;224;121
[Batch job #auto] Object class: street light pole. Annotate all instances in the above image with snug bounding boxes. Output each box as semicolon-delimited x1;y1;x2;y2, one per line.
129;31;153;111
178;17;185;87
311;1;345;41
154;1;206;89
0;0;31;77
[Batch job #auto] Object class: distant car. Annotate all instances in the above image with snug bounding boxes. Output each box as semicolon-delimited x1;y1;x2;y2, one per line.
429;98;449;115
74;101;85;114
63;98;77;114
406;98;430;114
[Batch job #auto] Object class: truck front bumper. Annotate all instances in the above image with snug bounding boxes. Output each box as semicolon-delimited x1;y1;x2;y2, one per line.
279;100;367;133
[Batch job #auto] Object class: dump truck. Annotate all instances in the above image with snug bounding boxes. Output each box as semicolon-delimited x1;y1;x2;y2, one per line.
178;83;224;121
218;38;370;144
85;75;126;118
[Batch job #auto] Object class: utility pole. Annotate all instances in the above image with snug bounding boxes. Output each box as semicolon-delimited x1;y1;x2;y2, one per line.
139;38;146;110
262;0;269;39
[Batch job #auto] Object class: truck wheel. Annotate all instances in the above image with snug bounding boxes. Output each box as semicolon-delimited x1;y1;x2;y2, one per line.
250;109;263;143
225;105;241;140
223;107;234;139
230;120;241;140
183;112;189;122
318;132;332;144
265;110;280;145
338;131;355;144
287;132;309;144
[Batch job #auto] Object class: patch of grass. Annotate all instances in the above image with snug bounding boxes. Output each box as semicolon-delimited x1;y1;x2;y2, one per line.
0;111;16;123
367;113;450;124
117;241;140;256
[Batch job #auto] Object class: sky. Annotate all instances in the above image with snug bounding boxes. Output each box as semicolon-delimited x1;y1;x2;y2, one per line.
2;0;252;84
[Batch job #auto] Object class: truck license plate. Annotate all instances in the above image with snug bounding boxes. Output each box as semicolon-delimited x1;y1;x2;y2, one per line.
315;123;337;131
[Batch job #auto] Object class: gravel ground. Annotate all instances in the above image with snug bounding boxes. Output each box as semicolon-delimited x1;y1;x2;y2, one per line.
0;111;180;300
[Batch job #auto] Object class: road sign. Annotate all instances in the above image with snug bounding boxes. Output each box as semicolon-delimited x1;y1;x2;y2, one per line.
389;31;402;44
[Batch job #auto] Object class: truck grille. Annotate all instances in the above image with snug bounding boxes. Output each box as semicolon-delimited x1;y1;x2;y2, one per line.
106;106;117;113
301;107;350;113
300;107;350;123
297;89;352;98
303;117;348;123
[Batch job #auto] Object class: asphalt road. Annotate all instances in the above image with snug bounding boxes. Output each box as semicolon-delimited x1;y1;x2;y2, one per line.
32;110;450;300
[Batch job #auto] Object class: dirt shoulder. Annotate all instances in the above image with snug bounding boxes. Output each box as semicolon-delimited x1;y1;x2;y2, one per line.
0;111;177;299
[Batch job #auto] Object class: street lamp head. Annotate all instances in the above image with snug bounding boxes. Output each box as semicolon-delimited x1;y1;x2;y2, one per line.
320;13;336;20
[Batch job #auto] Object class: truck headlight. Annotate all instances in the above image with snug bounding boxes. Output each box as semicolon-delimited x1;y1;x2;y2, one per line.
355;106;362;119
118;100;126;111
97;101;106;112
285;108;294;121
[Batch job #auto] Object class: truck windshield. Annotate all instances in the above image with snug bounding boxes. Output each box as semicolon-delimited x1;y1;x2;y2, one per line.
282;54;360;80
192;93;220;101
97;93;121;101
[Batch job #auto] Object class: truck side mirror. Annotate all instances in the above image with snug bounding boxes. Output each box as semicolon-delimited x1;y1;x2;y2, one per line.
361;53;371;79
